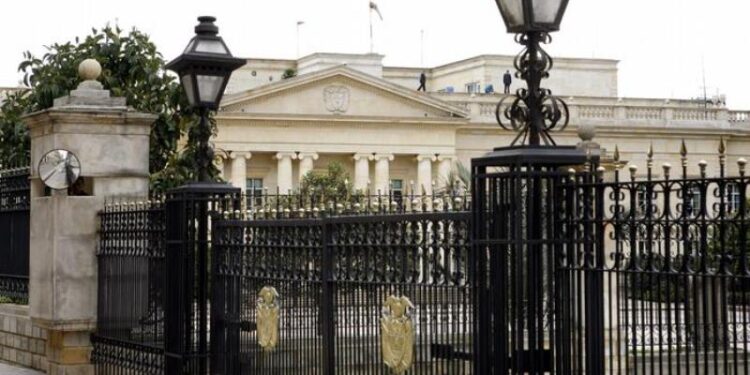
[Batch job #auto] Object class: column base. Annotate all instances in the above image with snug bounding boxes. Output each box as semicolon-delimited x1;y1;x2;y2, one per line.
46;330;94;375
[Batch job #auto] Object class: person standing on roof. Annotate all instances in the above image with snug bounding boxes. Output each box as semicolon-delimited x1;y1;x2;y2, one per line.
503;70;512;94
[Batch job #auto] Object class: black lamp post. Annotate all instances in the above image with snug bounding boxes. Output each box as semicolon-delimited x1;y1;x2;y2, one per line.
493;0;570;147
163;17;244;375
166;16;245;182
470;3;593;374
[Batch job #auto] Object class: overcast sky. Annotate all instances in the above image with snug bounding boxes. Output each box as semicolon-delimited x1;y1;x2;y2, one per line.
2;0;748;108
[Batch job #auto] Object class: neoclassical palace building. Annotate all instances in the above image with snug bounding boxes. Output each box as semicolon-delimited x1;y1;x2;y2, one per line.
210;52;749;195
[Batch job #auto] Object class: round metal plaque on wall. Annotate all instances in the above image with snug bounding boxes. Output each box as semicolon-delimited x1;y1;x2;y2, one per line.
38;149;81;190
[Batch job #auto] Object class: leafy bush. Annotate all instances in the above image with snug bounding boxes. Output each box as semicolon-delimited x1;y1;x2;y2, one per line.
0;25;220;192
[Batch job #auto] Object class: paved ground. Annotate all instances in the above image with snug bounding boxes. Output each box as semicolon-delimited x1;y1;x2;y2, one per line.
0;363;44;374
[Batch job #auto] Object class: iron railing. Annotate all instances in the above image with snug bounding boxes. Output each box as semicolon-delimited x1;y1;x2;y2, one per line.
0;165;30;302
211;210;473;375
92;199;166;375
559;145;750;374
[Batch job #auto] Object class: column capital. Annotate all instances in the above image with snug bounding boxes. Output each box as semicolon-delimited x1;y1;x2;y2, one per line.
275;152;298;160
298;152;319;161
229;151;252;160
353;153;374;161
416;154;437;162
373;153;394;162
437;154;457;162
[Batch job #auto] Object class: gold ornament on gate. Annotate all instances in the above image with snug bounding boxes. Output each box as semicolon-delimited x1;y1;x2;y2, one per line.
381;295;415;374
256;286;280;351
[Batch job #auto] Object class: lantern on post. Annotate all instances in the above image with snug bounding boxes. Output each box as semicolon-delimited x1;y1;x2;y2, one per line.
166;16;245;181
492;0;570;146
494;0;569;33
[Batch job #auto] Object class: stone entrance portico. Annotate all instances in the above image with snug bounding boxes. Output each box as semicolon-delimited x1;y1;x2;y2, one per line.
216;65;467;194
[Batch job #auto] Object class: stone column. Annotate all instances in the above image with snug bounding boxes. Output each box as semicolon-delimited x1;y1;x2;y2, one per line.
25;59;155;375
298;152;319;182
276;152;297;194
353;153;373;192
436;154;455;191
230;152;251;193
373;154;394;195
416;154;436;195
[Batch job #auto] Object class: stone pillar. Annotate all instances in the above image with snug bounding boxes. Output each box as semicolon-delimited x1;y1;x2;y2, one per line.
416;154;436;195
353;153;373;192
373;154;394;195
230;152;251;193
276;152;297;194
24;59;155;375
298;152;319;182
436;154;455;191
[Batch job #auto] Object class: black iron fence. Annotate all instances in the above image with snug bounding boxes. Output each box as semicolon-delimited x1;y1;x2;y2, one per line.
92;199;166;375
91;145;750;375
210;210;472;375
0;165;30;302
559;149;750;374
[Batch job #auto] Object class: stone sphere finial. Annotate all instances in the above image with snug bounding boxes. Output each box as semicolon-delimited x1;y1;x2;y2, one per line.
577;123;596;142
78;59;102;81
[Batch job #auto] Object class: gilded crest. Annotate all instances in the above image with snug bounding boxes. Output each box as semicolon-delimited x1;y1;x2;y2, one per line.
256;286;280;351
323;86;350;114
381;295;415;374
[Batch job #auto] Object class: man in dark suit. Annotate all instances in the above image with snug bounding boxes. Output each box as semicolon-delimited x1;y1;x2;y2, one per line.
417;72;427;92
503;70;512;94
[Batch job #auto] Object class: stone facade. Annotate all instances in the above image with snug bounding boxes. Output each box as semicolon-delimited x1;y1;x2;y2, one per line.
215;53;750;196
0;304;48;372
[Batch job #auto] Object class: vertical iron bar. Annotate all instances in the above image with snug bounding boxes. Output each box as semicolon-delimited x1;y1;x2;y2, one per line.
322;219;336;375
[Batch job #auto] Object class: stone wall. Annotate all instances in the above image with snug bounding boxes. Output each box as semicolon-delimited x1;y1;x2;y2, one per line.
0;304;47;372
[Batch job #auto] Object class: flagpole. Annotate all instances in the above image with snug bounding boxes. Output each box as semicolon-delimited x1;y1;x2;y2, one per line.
296;21;305;58
420;29;425;66
369;5;374;53
297;23;300;58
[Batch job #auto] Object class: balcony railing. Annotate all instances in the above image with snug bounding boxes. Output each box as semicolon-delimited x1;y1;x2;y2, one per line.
438;93;750;128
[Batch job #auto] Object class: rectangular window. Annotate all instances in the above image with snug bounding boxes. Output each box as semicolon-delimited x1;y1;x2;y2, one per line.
465;82;481;94
246;178;264;208
688;185;702;217
726;183;742;214
636;185;649;214
391;179;404;205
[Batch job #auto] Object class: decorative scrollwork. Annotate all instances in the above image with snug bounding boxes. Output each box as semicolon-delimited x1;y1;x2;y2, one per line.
496;32;569;146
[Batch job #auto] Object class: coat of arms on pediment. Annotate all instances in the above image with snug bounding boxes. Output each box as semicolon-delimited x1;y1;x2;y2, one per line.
323;85;350;114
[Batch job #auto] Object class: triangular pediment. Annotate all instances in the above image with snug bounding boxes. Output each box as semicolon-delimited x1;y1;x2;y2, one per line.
221;66;468;120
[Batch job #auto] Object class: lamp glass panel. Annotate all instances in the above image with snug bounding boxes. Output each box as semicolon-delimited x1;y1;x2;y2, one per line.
183;39;196;53
532;0;563;23
181;75;196;106
194;39;228;54
197;75;225;104
497;0;525;28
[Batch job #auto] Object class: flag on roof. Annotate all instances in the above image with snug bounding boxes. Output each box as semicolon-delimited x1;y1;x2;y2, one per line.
370;1;383;21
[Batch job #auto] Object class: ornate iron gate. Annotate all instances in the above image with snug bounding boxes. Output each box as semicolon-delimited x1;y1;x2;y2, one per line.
91;144;750;374
211;211;472;375
0;166;30;302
